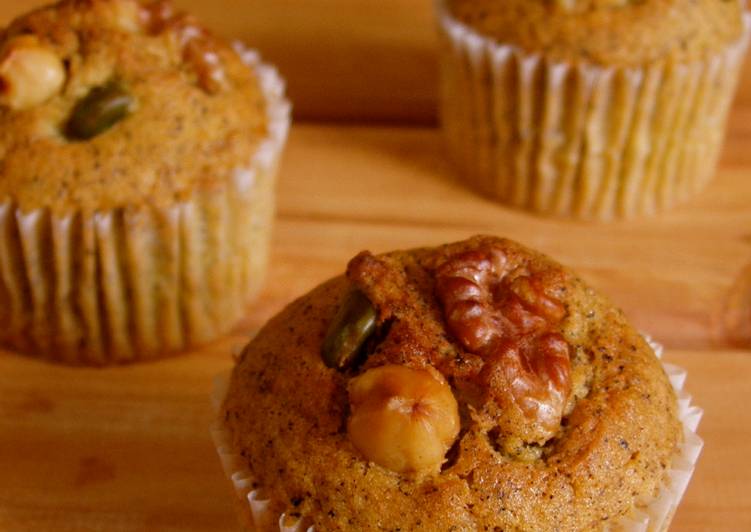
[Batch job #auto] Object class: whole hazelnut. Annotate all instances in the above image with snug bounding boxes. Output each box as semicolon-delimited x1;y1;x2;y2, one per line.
0;35;65;111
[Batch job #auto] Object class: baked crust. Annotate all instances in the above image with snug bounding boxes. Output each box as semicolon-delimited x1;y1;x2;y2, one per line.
446;0;745;67
222;236;681;531
0;0;267;213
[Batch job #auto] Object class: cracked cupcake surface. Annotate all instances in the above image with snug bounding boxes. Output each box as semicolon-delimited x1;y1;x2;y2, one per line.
221;236;681;531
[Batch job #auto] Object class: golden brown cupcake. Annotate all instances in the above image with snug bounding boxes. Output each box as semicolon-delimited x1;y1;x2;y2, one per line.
212;236;702;531
438;0;750;219
0;0;290;364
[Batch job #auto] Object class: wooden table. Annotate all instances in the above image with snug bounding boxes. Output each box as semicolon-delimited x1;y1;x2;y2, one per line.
2;1;751;531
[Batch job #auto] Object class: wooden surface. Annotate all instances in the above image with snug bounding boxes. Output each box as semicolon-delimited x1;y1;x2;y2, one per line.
1;0;751;530
0;344;748;532
2;342;748;532
272;118;751;350
1;119;751;530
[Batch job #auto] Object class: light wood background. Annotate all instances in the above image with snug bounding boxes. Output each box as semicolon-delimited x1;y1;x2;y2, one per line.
2;1;751;531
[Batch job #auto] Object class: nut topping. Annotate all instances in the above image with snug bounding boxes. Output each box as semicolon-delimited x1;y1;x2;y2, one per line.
183;36;228;94
139;0;176;31
434;248;509;353
480;333;571;441
0;35;65;110
140;2;227;93
347;365;460;474
321;289;377;370
65;82;134;141
435;246;571;444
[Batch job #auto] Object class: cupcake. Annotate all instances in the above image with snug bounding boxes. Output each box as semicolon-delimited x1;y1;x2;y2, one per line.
0;0;290;364
437;0;751;219
212;236;702;531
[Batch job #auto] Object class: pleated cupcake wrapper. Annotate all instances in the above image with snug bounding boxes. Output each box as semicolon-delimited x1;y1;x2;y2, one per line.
0;45;290;364
210;338;702;532
612;337;704;532
437;1;751;219
210;368;312;532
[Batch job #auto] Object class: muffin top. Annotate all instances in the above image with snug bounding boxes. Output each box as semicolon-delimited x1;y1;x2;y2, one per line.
0;0;267;214
445;0;746;66
222;236;682;531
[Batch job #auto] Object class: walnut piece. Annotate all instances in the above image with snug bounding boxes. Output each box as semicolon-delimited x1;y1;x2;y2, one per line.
435;246;571;444
139;1;227;93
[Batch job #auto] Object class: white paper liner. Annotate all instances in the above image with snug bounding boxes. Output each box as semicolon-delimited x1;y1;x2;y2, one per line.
211;370;314;532
437;0;751;219
210;338;702;532
0;45;290;364
610;337;704;532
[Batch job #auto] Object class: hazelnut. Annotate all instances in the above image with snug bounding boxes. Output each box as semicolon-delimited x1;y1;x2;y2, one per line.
347;365;460;474
0;36;65;111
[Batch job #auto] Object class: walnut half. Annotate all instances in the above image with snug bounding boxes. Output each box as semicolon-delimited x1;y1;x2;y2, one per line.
435;246;572;445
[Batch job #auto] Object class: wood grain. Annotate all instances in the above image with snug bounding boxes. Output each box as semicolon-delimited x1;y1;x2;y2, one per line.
272;116;751;350
1;117;748;529
1;341;748;532
0;341;240;532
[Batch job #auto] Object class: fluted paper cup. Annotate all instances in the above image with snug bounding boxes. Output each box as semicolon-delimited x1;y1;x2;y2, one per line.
437;0;751;219
211;339;702;532
0;45;290;365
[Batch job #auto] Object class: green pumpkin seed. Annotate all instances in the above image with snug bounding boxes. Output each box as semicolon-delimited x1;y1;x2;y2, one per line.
65;83;133;140
322;289;377;370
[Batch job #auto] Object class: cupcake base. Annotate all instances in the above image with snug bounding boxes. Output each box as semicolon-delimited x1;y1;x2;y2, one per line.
211;339;702;532
437;0;751;219
0;45;290;365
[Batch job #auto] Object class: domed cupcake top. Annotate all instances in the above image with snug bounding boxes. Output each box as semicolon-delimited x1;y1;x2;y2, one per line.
341;240;577;460
445;0;745;66
222;236;682;530
0;0;267;213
